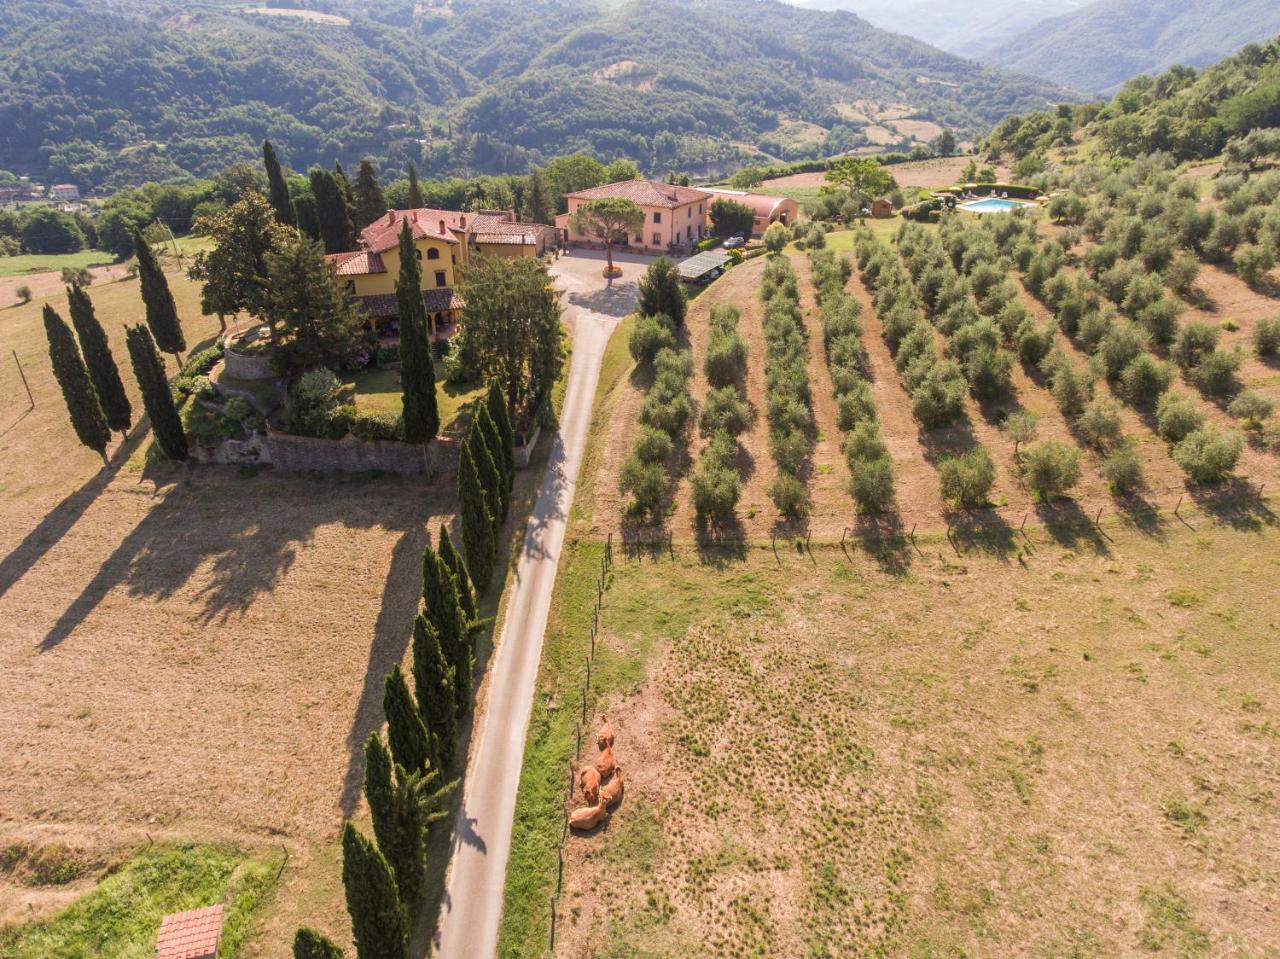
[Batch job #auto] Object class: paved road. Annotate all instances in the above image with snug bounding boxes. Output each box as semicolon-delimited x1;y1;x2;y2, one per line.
435;252;646;959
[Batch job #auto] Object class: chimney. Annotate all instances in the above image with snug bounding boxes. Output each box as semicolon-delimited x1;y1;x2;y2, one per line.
387;210;395;224
507;207;516;223
412;211;419;224
438;219;446;235
459;215;467;230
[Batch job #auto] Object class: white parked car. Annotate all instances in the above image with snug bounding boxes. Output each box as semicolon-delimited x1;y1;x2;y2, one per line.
723;235;745;248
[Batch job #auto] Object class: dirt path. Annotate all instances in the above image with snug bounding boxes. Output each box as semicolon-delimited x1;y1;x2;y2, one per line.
435;255;636;959
0;263;130;305
846;270;943;516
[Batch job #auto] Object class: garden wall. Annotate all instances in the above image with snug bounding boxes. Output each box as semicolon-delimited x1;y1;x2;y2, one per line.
223;345;275;380
263;428;460;476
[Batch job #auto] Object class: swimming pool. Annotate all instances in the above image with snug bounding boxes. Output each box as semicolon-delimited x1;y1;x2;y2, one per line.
958;197;1031;214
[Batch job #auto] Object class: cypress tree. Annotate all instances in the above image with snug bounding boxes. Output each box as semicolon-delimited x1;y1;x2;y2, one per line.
363;734;425;908
263;140;296;227
458;438;496;592
340;823;408;959
67;283;131;437
423;546;470;712
437;524;476;626
486;380;515;487
43;304;110;466
411;615;457;765
384;664;437;776
353;159;387;228
133;231;186;365
334;161;355;208
295;194;321;241
309;169;354;254
396;221;440;446
469;425;504;530
521;169;552;224
475;404;509;519
125;324;188;463
293;927;345;959
406;161;424;209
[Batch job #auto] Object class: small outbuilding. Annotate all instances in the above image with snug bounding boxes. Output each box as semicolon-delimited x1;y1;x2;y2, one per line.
676;249;732;285
156;904;223;959
870;198;895;218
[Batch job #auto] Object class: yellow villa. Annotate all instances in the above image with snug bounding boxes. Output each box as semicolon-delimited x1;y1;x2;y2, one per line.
325;207;555;343
557;180;713;253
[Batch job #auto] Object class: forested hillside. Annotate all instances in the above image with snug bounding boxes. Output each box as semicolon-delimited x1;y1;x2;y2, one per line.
0;0;1068;189
983;0;1280;94
982;36;1280;163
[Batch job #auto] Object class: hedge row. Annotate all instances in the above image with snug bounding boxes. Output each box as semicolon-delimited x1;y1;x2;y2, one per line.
809;248;894;512
692;303;752;524
759;256;813;517
621;314;694;518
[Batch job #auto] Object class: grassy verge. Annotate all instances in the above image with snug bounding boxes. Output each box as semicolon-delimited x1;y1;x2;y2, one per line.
0;844;280;958
0;250;115;277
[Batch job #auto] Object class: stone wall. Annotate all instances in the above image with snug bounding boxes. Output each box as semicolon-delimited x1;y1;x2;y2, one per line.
262;428;460;476
223;345;276;381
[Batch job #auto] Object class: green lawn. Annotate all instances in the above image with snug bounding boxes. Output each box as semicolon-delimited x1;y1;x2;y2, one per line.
339;366;486;431
0;249;115;277
0;844;279;959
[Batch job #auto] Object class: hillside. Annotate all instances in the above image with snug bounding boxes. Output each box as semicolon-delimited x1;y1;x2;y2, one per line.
983;0;1280;94
0;0;1069;189
794;0;1085;59
982;35;1280;162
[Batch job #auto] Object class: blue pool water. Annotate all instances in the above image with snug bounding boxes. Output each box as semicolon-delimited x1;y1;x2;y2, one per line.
958;197;1026;213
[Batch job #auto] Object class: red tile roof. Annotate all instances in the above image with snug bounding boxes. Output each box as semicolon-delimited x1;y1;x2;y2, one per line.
565;179;712;209
702;188;792;221
360;209;463;253
155;904;222;959
324;251;387;276
356;289;464;317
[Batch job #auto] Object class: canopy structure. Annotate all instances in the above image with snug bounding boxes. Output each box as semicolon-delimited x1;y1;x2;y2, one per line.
155;904;223;959
677;249;732;283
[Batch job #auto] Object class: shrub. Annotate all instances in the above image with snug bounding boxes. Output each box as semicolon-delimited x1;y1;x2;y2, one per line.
1156;393;1204;442
769;428;808;475
700;385;752;436
1173;321;1219;369
1235;243;1276;285
1255;317;1280;357
963;346;1014;399
286;369;342;437
1172;428;1244;483
1101;442;1144;494
15;284;32;304
620;454;666;517
910;363;966;429
1228;390;1275;428
691;433;741;523
1190;350;1241;395
1077;310;1113;352
938;447;996;508
835;382;876;430
1138;299;1182;348
1165;255;1200;297
763;223;787;255
640;390;693;435
849;454;894;512
704;331;748;387
1015;319;1055;365
1022;440;1081;501
769;472;810;517
633;425;674;463
349;408;402;441
629;313;675;364
1050;364;1093;418
1076;397;1123;449
1119;354;1174;405
842;420;887;463
181;344;224;379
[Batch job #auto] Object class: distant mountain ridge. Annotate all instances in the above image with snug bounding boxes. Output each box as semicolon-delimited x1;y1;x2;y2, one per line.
0;0;1071;188
982;0;1280;94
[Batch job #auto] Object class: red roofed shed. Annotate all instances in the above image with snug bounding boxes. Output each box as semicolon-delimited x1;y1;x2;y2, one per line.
156;904;223;959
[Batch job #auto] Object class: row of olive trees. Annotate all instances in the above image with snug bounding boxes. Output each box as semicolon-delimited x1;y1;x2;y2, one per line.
808;248;894;512
691;302;751;524
759;256;814;518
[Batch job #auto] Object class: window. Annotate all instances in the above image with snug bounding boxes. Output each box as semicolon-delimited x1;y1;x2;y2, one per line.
344;280;355;295
653;211;662;223
687;226;693;239
434;271;447;287
687;207;692;218
414;249;422;261
427;247;440;260
634;235;642;245
652;233;661;246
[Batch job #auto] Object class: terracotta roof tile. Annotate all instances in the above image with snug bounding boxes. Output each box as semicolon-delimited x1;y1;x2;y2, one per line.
355;289;464;316
565;179;713;209
360;209;463;254
325;251;386;276
155;904;222;959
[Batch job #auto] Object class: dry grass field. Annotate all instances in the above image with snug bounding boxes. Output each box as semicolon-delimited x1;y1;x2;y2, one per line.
0;267;531;955
502;233;1280;957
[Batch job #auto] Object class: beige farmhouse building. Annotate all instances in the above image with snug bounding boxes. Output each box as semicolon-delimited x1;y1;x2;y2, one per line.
558;180;712;253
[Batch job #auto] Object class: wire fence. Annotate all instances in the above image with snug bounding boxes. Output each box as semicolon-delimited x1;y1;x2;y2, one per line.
548;531;613;952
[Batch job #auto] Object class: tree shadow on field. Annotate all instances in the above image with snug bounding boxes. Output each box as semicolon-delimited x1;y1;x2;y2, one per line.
0;425;149;601
694;512;748;567
1033;499;1110;554
1189;478;1276;532
943;507;1018;560
36;471;428;653
850;512;913;575
338;523;430;817
566;281;640;319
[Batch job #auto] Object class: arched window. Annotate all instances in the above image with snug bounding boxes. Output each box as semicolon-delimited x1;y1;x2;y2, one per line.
414;248;422;261
427;247;440;260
